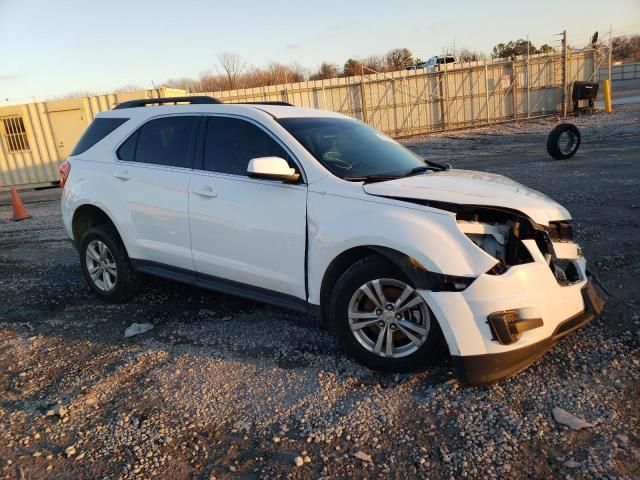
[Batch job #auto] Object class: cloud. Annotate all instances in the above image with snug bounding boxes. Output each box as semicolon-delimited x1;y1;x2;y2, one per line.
285;43;301;49
0;74;20;82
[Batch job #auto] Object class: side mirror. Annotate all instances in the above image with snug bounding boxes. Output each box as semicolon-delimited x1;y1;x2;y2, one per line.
247;157;300;183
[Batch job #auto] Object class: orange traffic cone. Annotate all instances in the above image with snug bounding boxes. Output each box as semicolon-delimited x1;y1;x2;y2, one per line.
10;186;31;221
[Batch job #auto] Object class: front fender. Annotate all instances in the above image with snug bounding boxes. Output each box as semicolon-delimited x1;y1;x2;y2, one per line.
306;190;497;304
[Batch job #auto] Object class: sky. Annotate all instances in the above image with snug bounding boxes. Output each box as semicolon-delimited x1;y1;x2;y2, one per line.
1;0;639;102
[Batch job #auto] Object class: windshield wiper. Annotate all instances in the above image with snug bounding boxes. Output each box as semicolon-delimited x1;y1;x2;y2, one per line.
406;161;452;175
344;174;402;184
394;163;446;178
401;165;432;177
344;162;451;184
426;160;452;171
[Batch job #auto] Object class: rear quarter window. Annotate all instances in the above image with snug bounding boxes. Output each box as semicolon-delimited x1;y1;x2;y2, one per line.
70;118;129;156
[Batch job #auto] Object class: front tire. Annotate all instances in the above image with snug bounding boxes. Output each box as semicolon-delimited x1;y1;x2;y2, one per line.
330;255;445;372
79;225;140;303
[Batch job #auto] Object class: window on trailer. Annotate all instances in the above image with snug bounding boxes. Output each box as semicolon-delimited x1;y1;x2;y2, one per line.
2;116;30;153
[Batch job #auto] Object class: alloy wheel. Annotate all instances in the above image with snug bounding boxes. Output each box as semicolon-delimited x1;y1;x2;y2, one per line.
347;278;430;358
85;240;117;292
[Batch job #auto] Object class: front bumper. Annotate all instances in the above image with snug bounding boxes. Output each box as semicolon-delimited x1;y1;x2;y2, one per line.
451;276;606;385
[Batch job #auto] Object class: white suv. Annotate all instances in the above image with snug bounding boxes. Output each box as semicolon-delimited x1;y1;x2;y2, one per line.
60;96;606;385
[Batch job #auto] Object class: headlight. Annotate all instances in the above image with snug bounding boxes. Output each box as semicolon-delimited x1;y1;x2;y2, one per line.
456;220;535;274
457;220;509;261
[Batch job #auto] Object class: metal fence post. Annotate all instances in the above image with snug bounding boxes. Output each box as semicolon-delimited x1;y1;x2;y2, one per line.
562;30;568;117
321;84;327;110
438;71;446;130
359;81;368;124
526;38;531;118
512;60;517;120
608;24;613;81
484;64;490;124
392;79;399;134
444;60;450;129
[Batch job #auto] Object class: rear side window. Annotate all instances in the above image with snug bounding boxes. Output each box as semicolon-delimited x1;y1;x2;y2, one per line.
71;118;128;155
117;116;198;168
203;117;292;176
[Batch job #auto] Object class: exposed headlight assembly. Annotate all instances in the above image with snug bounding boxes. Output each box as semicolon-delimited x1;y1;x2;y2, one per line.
457;221;509;261
457;220;533;274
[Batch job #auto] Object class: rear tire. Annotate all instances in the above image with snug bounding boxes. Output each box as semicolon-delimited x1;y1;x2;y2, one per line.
547;123;581;160
330;254;446;372
79;225;140;303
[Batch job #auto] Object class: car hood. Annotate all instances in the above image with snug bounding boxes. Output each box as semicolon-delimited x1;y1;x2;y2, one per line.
362;169;570;225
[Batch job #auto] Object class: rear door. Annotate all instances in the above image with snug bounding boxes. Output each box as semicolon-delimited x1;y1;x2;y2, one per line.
188;115;307;300
112;114;200;270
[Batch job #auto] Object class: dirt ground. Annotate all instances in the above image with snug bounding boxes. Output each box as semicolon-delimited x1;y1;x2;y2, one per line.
1;104;639;480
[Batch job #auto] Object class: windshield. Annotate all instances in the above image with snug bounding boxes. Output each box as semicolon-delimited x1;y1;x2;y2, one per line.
278;117;427;180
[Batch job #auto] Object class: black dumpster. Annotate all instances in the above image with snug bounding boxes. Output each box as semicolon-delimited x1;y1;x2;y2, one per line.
572;81;599;113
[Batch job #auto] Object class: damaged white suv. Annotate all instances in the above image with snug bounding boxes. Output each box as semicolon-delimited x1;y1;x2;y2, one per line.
60;96;606;385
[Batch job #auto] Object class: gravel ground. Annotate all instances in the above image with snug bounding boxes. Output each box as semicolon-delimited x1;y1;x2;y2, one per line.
1;105;639;480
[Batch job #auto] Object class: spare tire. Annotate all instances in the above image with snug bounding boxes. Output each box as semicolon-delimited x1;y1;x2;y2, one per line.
547;123;581;160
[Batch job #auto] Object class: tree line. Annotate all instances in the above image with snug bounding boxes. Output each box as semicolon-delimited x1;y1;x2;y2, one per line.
612;34;640;61
56;35;640;99
164;46;493;92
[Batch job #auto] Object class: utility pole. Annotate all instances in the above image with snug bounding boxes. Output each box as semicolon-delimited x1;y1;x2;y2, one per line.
562;30;568;117
526;34;530;118
608;24;613;81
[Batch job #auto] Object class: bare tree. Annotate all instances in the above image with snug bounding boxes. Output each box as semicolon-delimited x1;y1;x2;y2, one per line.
197;72;226;92
309;62;339;80
457;49;486;62
265;63;306;85
612;34;640;61
285;62;308;83
217;52;245;89
363;55;386;73
342;58;365;77
164;77;202;92
491;39;554;59
385;48;414;70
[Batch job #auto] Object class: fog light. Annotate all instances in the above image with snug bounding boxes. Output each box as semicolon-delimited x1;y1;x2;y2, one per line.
488;310;544;345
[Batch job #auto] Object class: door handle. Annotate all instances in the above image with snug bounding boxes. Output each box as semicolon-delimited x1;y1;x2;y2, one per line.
192;185;217;198
113;169;130;180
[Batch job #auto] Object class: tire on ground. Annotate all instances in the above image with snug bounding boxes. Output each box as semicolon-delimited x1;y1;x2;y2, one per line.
79;225;140;303
547;123;581;160
330;254;446;372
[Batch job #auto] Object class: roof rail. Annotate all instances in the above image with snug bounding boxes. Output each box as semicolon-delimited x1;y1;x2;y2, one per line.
113;96;222;109
234;101;294;106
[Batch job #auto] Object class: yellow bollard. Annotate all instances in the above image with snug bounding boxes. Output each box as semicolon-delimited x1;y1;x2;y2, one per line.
603;79;612;113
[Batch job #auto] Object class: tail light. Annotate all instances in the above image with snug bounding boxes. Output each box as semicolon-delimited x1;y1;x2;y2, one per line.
59;160;71;188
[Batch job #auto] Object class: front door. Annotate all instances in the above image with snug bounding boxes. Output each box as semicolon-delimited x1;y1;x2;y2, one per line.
189;115;307;300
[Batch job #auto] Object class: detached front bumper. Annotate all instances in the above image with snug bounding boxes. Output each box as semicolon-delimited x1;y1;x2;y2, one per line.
451;276;607;385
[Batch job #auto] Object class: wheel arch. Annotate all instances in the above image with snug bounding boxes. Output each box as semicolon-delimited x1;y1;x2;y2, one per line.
71;203;127;252
318;245;428;327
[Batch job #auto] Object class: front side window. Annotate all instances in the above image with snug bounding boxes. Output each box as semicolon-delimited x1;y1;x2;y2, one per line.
278;117;426;180
203;117;292;176
117;116;198;168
